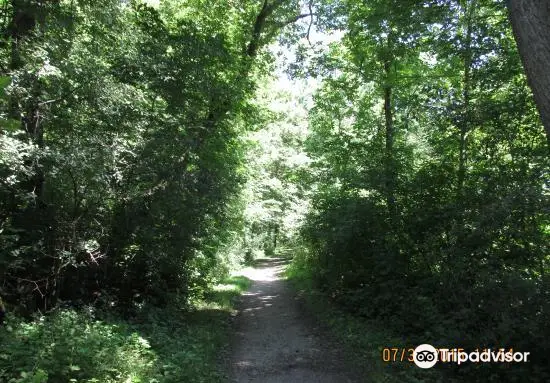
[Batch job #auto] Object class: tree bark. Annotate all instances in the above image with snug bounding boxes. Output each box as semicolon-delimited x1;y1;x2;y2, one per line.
245;0;286;59
458;1;474;197
383;60;397;224
507;0;550;142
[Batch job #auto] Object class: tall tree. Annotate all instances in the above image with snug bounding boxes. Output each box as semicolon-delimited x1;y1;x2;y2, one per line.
507;0;550;141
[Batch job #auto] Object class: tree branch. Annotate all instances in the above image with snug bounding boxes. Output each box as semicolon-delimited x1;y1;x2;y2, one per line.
278;12;316;28
306;0;314;46
246;0;305;58
246;0;273;58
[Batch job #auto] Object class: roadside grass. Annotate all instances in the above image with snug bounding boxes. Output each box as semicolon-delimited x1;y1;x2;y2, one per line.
202;275;252;312
285;261;451;383
0;275;251;383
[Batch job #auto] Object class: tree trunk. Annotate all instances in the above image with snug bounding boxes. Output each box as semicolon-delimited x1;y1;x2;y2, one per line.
507;0;550;142
458;1;474;197
383;60;397;225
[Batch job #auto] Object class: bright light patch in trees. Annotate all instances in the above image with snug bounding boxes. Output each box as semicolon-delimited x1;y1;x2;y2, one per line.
143;0;160;7
419;51;437;67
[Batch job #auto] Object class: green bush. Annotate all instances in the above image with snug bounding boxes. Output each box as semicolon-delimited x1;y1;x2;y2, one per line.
0;274;251;383
0;310;155;383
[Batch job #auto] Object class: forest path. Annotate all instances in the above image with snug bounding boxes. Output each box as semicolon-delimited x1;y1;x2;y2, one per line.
226;257;364;383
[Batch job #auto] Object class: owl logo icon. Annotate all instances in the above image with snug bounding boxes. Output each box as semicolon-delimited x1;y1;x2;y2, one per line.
413;344;438;368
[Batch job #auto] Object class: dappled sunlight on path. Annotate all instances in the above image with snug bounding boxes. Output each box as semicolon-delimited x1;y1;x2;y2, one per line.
238;258;289;282
227;257;362;383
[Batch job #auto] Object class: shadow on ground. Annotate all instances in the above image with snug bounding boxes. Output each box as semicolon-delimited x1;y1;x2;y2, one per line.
226;257;364;383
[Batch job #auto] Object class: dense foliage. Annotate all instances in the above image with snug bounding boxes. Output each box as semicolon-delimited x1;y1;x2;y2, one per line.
293;0;549;381
0;275;251;382
0;0;311;313
0;0;548;381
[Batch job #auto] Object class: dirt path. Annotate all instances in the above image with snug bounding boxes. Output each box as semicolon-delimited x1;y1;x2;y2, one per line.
227;257;364;383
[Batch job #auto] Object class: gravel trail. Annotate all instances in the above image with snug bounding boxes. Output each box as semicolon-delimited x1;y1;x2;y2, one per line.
227;257;364;383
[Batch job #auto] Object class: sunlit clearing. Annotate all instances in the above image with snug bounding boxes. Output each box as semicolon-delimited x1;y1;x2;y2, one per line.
213;283;240;292
239;265;285;282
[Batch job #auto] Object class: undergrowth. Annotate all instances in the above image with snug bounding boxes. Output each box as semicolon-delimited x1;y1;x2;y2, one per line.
0;276;251;383
285;258;451;383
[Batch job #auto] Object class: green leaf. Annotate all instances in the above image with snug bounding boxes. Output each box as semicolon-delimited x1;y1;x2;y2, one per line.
0;119;20;133
0;76;10;91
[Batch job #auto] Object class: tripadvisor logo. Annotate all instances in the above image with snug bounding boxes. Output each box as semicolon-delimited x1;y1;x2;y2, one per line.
412;344;530;368
413;344;438;368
